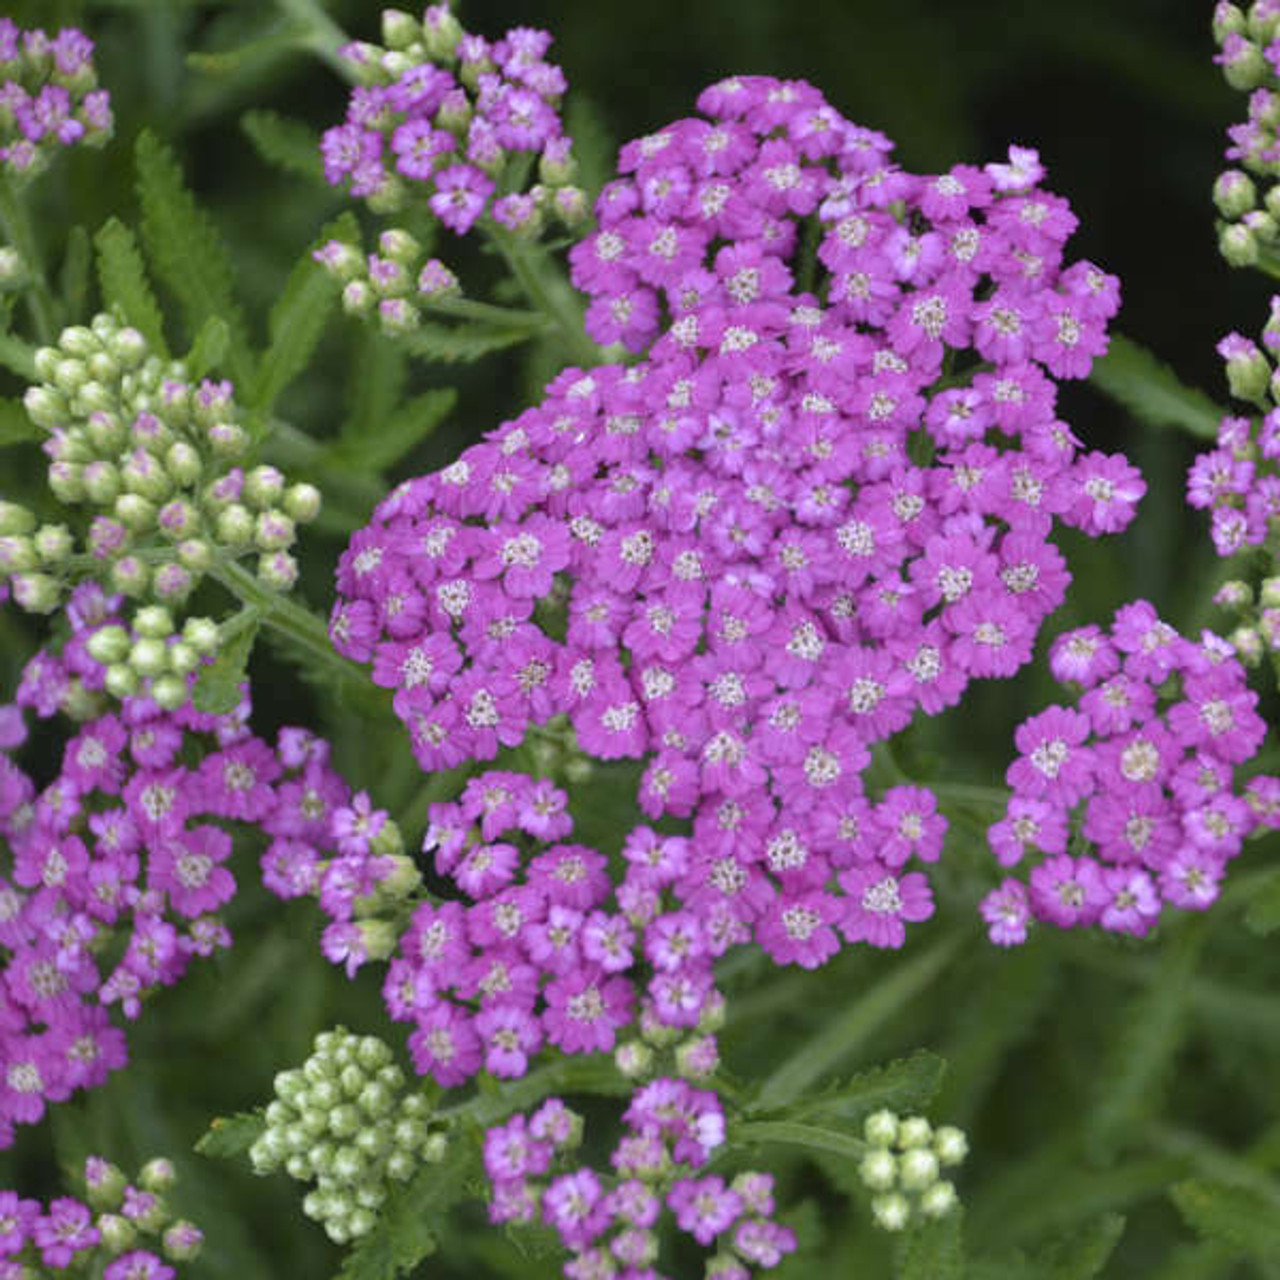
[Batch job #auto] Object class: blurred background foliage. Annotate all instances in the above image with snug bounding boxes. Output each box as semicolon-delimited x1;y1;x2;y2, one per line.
3;1;1280;1277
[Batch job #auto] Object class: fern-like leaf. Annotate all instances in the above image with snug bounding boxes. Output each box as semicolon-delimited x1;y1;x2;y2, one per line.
94;217;169;356
1089;334;1222;441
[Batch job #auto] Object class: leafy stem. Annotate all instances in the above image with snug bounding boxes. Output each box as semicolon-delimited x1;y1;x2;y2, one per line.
0;176;57;345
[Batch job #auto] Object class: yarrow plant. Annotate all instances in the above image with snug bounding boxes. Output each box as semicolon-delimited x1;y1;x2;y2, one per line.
0;3;1277;1279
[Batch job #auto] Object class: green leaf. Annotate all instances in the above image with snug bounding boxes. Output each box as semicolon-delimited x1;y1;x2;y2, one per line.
195;1109;266;1159
564;95;618;197
60;225;91;322
754;931;967;1111
0;328;37;380
186;314;230;381
343;329;407;443
897;1211;965;1280
248;215;350;414
1171;1180;1280;1259
1089;334;1222;441
94;217;168;356
732;1119;866;1162
1033;1213;1126;1279
759;1050;947;1124
135;129;252;384
0;396;37;446
1244;867;1280;936
1085;917;1206;1159
336;1150;478;1280
333;388;457;473
400;320;534;364
191;619;257;715
241;108;327;185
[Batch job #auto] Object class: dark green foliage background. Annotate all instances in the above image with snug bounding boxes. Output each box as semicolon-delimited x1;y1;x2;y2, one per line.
2;1;1279;1277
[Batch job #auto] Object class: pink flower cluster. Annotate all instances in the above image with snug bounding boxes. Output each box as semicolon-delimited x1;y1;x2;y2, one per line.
0;19;112;173
483;1087;795;1279
321;9;570;232
981;601;1279;945
298;768;940;1089
331;74;1140;973
1187;313;1280;556
0;584;357;1146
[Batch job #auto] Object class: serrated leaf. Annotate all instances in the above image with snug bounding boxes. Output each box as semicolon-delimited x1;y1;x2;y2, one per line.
0;328;37;379
732;1118;866;1161
191;620;257;715
343;329;407;442
1244;867;1280;936
94;217;168;355
1033;1213;1126;1280
1086;917;1206;1159
898;1210;965;1280
336;1150;478;1280
333;388;457;473
564;95;618;198
60;225;91;321
186;314;230;381
241;108;327;185
135;129;252;384
195;1109;266;1159
401;320;534;364
1089;334;1222;441
248;215;350;413
0;396;37;446
761;1050;947;1124
1171;1180;1280;1259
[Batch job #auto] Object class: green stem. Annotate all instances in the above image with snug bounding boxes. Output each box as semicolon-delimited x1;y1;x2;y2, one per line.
264;417;385;511
275;0;354;82
0;177;56;345
731;1119;868;1162
485;224;604;368
206;554;378;700
419;295;551;330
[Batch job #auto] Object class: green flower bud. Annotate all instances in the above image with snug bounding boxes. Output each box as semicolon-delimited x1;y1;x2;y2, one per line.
353;1184;386;1212
157;499;199;541
130;637;169;678
0;535;37;574
356;919;399;963
375;1064;406;1093
33;345;61;381
1222;34;1268;90
342;279;376;316
32;524;73;564
864;1110;899;1148
392;1117;427;1151
86;410;125;454
899;1147;940;1191
23;384;68;429
382;8;420;49
1216;2;1247;39
279;482;321;525
385;1150;415;1182
356;1080;396;1118
934;1125;969;1167
379;228;422;265
167;642;200;676
111;326;148;368
150;675;188;711
1215;169;1257;219
0;246;26;288
870;1192;911;1232
422;1133;448;1164
110;556;150;597
338;1063;367;1098
208;422;249;458
244;465;286;509
11;573;60;613
378;297;421;335
49;460;86;504
285;1153;313;1181
347;1207;377;1239
316;239;364;282
1234;623;1266;663
162;1220;205;1262
919;1180;958;1219
1220;221;1260;267
134;605;175;639
258;551;299;591
60;325;98;358
0;502;35;535
328;1102;362;1138
422;4;463;57
104;663;140;699
1244;208;1278;244
88;350;120;382
352;1036;392;1072
139;1157;177;1194
215;504;254;548
176;539;213;573
354;1123;390;1160
254;510;296;552
97;1213;138;1255
83;460;122;504
897;1116;933;1149
114;493;157;532
87;624;131;664
121;451;173;503
165;441;202;488
182;616;220;654
400;1093;432;1120
331;1145;369;1183
53;357;89;395
859;1149;897;1191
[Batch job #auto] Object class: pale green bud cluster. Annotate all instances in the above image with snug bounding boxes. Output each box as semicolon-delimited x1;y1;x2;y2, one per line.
249;1027;446;1245
3;312;322;706
81;1154;203;1263
618;992;725;1082
1213;4;1280;266
857;1110;968;1232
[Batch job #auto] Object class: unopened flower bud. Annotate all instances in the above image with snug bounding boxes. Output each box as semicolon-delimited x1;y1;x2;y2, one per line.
162;1220;203;1262
422;1132;448;1163
152;563;195;604
378;228;421;265
11;573;59;613
47;460;86;503
1215;2;1248;41
934;1125;969;1166
96;1213;137;1255
167;641;200;676
111;327;148;367
23;385;67;429
176;539;212;573
104;663;140;699
314;239;364;281
864;1110;899;1148
859;1149;898;1191
110;555;150;597
85;1158;128;1210
614;1040;654;1079
166;441;202;487
417;259;460;298
378;297;420;335
919;1180;958;1219
0;502;35;535
1220;221;1260;267
89;516;129;559
130;637;169;678
422;4;463;57
33;524;73;563
342;279;375;316
870;1192;911;1232
1215;169;1258;219
255;503;296;546
114;493;157;532
83;460;122;504
355;919;398;963
283;483;322;523
0;535;36;573
898;1117;934;1149
53;358;88;395
245;465;285;509
899;1147;940;1190
258;551;298;591
208;422;248;458
134;605;174;639
382;8;420;49
1220;33;1268;90
139;1157;177;1194
183;616;220;654
0;246;25;288
86;410;125;454
87;624;131;664
88;350;119;382
675;1034;719;1080
59;325;98;358
215;504;254;548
